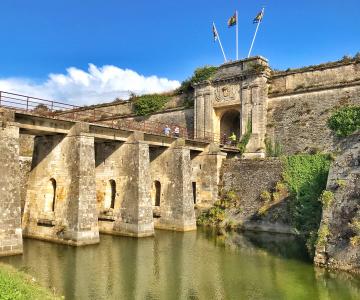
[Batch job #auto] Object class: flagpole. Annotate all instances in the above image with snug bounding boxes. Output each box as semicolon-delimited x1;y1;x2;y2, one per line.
213;22;227;63
236;10;239;60
248;7;265;58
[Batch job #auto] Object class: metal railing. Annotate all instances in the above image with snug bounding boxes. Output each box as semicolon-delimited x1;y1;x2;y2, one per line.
0;90;238;146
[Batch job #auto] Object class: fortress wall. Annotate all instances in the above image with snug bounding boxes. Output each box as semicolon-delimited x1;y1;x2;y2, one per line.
124;108;194;132
267;85;360;154
58;94;188;120
269;60;360;95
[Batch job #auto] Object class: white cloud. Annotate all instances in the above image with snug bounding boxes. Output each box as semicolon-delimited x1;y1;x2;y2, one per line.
0;64;180;106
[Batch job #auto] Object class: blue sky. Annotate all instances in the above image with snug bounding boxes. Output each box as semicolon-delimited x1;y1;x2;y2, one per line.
0;0;359;104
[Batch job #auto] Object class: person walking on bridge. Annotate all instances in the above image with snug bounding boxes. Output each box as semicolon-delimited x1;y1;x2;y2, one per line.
173;126;180;138
164;125;171;136
229;132;237;146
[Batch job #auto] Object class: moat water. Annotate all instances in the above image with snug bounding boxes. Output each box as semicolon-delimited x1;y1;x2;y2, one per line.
1;228;360;300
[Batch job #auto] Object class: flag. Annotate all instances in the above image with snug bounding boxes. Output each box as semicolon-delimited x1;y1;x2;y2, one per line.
227;12;237;27
253;10;264;23
212;23;218;41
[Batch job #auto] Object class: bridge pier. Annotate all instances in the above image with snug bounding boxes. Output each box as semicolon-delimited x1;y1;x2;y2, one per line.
96;132;154;237
191;144;227;207
22;123;100;246
0;110;23;256
150;139;196;231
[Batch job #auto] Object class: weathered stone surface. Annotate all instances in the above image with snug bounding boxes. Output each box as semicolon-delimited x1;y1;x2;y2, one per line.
267;85;360;155
22;123;100;246
315;133;360;273
123;108;194;133
220;158;294;234
191;147;227;207
19;156;32;214
0;109;23;256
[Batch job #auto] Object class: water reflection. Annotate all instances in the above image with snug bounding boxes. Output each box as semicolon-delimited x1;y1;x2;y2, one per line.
1;229;360;299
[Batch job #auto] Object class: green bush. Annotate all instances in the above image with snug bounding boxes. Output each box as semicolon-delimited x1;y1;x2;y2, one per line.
327;106;360;137
282;154;331;255
177;66;218;94
133;93;171;116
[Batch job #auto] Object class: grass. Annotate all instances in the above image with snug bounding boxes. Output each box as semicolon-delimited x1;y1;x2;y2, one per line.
0;263;61;300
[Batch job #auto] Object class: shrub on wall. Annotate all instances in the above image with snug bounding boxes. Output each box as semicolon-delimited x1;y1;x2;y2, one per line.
282;154;331;255
237;120;252;155
327;106;360;137
177;66;218;94
132;93;171;116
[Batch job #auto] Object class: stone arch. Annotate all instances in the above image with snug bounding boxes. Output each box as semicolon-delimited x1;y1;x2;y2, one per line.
44;178;56;212
220;109;241;142
104;179;116;209
152;181;161;207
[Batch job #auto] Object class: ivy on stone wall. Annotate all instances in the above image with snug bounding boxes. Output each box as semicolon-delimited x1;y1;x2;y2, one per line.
327;106;360;137
282;154;331;256
237;120;252;155
132;93;172;116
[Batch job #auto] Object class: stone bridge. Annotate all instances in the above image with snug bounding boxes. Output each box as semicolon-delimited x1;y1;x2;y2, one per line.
0;106;227;257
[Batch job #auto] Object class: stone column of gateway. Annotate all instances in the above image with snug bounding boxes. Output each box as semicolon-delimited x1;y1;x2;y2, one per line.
194;56;270;158
0;109;23;256
22;123;100;245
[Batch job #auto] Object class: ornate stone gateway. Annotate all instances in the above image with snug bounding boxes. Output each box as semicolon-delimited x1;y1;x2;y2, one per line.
193;57;270;157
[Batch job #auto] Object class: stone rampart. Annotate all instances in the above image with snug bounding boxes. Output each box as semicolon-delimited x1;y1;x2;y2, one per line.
267;59;360;154
270;59;360;96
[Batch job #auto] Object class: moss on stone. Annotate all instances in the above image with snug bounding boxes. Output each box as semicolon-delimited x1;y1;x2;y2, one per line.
320;190;335;209
316;224;330;247
260;191;271;202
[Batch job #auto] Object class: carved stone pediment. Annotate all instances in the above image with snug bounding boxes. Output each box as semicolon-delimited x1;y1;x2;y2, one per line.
213;84;240;107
